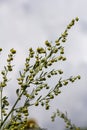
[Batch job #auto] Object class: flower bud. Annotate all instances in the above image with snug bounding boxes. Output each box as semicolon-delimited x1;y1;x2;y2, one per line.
0;48;2;51
34;101;39;106
10;48;16;54
75;17;79;21
45;40;51;47
45;104;50;110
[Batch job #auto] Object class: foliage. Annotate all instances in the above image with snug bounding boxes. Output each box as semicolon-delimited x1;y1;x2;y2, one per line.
0;17;81;130
65;127;87;130
51;109;80;130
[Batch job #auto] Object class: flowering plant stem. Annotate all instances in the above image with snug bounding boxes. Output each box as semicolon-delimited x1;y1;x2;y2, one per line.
0;89;25;129
0;87;3;126
0;18;80;130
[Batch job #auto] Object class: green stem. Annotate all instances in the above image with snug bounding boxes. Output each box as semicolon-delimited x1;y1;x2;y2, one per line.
0;87;3;128
0;89;24;129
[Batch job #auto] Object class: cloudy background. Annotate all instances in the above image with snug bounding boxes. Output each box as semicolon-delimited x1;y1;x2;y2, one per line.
0;0;87;130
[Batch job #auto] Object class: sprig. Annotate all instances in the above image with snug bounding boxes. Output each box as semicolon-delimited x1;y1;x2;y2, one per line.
51;109;80;130
0;17;81;130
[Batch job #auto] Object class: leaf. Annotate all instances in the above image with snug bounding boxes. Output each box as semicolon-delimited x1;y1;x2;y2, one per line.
4;66;8;72
43;72;47;76
19;71;22;76
40;71;44;78
16;89;20;96
37;95;42;101
2;96;8;100
26;75;29;82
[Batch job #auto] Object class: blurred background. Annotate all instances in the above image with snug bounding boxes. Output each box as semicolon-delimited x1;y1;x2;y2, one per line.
0;0;87;130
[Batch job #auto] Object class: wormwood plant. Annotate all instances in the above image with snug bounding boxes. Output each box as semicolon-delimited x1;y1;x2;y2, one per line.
0;17;81;130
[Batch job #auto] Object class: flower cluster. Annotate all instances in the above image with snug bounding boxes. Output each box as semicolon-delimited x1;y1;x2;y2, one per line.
0;17;81;130
51;109;80;130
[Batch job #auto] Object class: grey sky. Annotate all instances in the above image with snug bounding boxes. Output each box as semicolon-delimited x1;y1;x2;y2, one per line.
0;0;87;130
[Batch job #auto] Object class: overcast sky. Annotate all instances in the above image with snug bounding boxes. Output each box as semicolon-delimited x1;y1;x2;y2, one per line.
0;0;87;130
